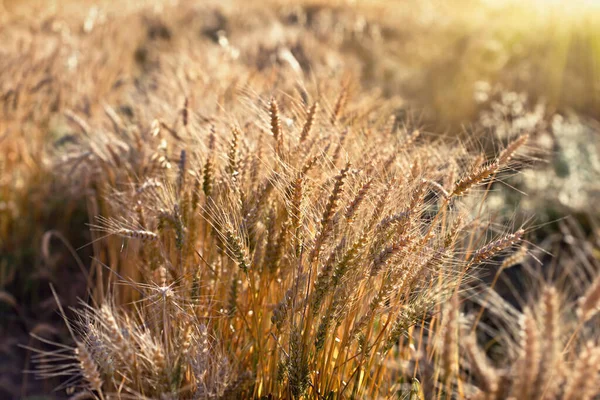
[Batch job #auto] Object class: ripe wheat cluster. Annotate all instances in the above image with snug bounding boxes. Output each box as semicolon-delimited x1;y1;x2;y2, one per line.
43;86;600;399
37;81;534;399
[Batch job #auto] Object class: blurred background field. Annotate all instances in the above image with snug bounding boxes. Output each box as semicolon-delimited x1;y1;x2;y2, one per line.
1;0;599;398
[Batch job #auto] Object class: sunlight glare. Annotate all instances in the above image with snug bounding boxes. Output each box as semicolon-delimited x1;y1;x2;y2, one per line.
485;0;600;13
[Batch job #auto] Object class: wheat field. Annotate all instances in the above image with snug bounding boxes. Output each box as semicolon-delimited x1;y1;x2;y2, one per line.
1;0;599;399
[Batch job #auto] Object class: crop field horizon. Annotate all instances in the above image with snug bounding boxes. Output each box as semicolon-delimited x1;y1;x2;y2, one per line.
1;0;599;399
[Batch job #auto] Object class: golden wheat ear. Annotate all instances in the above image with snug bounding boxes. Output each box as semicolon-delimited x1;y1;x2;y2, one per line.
77;215;159;251
299;101;318;143
531;286;560;400
511;307;540;399
20;285;107;399
577;273;600;322
269;98;283;155
463;333;499;397
562;342;600;400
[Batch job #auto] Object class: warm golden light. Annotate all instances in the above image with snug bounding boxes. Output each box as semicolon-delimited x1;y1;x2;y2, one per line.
486;0;600;14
